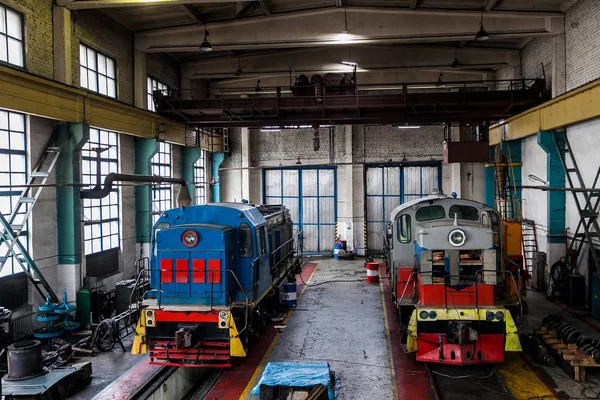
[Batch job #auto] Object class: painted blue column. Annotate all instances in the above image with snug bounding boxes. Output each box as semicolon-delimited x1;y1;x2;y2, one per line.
538;130;566;244
484;146;496;208
211;152;225;203
134;138;158;260
181;147;201;204
56;123;89;300
500;140;522;219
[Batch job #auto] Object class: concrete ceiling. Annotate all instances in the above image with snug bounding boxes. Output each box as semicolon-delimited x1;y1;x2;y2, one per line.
58;0;570;94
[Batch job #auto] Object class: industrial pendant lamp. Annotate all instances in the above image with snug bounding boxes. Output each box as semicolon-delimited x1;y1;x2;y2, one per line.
436;72;444;87
451;48;462;68
200;24;213;52
254;79;262;93
235;56;243;76
475;11;490;41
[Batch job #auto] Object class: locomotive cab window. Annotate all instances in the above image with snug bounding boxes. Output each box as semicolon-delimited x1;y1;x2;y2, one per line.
239;223;253;258
449;205;479;221
397;214;411;243
256;227;267;256
152;222;170;256
415;205;445;221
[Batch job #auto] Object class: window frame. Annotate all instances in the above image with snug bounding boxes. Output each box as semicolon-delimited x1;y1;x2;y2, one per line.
415;205;446;222
0;4;25;69
397;214;411;244
239;222;253;258
448;205;480;221
81;128;120;256
147;76;169;112
151;142;172;226
79;43;117;99
0;109;28;278
193;150;206;205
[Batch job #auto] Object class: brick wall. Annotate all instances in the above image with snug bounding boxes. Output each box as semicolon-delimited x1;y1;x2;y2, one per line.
2;0;54;79
566;0;600;91
521;36;553;96
147;53;181;90
72;10;134;104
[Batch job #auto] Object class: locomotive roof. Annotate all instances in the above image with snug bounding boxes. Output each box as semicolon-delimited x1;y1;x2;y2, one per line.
389;195;495;221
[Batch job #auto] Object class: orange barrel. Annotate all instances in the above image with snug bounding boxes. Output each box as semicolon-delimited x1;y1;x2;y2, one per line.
366;262;380;283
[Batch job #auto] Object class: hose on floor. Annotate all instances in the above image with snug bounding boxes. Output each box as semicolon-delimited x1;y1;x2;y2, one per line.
93;318;121;352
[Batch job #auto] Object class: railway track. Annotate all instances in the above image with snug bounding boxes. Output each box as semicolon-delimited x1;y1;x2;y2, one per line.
184;369;224;400
426;363;514;400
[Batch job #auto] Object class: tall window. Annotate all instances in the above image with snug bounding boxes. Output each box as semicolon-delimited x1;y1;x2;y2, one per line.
194;150;206;205
147;77;168;112
151;142;172;225
0;5;24;67
0;110;27;277
82;129;120;255
79;44;116;98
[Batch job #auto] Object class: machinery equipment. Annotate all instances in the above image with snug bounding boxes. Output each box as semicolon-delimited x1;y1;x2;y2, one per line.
387;192;522;365
132;203;302;367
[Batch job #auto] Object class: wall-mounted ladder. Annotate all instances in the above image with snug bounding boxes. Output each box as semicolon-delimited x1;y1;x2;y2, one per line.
0;134;65;303
552;131;600;273
522;219;539;273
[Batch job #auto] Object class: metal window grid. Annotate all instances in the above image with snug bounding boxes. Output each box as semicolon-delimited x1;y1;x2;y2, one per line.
0;109;27;277
79;44;117;98
147;77;169;112
82;128;120;255
151;142;172;225
0;4;25;68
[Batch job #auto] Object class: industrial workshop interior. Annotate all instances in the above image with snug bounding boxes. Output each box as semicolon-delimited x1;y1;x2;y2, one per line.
1;1;600;400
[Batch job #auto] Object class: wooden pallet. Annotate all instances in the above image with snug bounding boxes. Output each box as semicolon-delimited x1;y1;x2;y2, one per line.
535;328;600;381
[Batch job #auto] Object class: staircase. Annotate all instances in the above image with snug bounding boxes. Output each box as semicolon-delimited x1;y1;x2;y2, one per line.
552;131;600;273
522;219;539;273
0;133;66;303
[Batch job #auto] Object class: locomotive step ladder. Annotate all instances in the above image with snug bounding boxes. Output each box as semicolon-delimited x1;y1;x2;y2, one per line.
552;131;600;274
0;133;66;303
522;219;538;273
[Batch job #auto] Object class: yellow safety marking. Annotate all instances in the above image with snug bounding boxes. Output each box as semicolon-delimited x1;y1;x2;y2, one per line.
406;310;418;352
238;263;320;400
229;314;247;357
131;310;147;355
504;310;522;352
379;276;399;400
497;353;557;400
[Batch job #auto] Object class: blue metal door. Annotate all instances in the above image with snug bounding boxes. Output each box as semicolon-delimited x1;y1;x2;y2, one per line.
263;167;336;254
366;164;441;253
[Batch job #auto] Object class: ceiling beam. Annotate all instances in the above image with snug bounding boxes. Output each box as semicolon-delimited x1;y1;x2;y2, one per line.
483;0;500;11
179;4;202;24
181;45;520;79
335;0;345;6
57;0;244;9
236;2;258;19
560;0;580;11
258;0;270;16
135;7;564;53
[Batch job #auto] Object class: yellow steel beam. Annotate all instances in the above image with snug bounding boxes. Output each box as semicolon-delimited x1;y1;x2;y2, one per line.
490;78;600;145
0;65;223;152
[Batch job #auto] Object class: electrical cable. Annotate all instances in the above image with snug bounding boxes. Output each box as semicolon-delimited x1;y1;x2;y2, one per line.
430;370;495;379
92;318;121;352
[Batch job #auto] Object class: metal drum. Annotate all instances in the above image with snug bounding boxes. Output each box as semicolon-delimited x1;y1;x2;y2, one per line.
6;340;44;380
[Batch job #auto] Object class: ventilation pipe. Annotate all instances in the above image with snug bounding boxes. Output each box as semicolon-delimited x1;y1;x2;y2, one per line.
80;173;192;207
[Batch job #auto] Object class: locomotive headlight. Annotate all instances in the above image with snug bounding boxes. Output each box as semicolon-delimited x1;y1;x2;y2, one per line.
182;230;198;247
448;229;466;247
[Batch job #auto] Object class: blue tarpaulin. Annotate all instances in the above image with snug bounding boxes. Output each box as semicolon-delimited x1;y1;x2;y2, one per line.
250;362;336;400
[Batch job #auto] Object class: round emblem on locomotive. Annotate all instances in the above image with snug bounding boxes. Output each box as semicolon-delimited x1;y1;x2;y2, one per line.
182;230;198;247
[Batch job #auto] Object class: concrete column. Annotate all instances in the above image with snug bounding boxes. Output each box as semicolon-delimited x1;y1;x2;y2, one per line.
56;123;89;301
337;125;354;251
484;146;496;207
450;126;462;197
134;138;158;260
211;153;225;202
538;130;566;268
181;147;201;204
552;35;566;98
134;51;147;109
241;127;250;201
52;6;72;85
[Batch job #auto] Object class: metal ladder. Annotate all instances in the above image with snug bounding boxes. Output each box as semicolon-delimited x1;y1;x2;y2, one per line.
522;219;538;273
553;131;600;273
0;133;65;303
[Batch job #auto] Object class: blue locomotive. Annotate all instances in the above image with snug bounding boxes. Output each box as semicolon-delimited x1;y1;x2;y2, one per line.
132;203;302;367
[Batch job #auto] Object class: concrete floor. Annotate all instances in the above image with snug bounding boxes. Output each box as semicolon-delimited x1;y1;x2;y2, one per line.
245;257;394;400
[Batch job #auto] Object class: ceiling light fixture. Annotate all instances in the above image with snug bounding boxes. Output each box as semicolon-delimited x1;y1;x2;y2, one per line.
337;7;351;42
235;56;243;76
475;11;490;41
200;24;213;52
397;125;421;129
254;79;262;93
451;48;462;68
436;72;444;87
341;61;357;67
